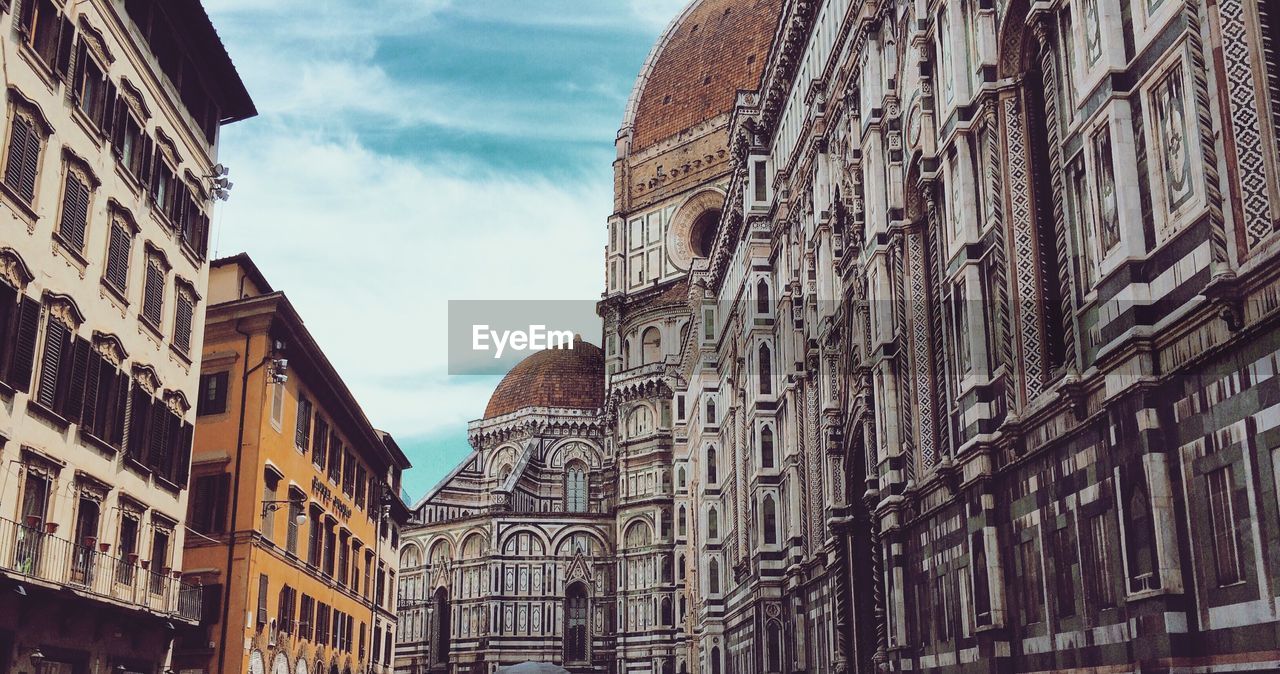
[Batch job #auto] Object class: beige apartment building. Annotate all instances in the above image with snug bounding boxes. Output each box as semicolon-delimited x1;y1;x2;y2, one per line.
0;0;253;673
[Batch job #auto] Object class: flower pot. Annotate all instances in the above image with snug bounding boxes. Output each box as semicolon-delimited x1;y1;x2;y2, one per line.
83;536;97;548
99;543;111;553
44;522;58;534
140;560;150;570
127;553;140;564
24;515;40;529
171;570;182;579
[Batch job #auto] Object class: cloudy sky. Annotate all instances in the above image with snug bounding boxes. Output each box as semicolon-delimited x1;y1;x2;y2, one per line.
204;0;687;502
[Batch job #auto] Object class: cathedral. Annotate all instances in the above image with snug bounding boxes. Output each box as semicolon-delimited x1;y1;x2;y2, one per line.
397;0;1280;670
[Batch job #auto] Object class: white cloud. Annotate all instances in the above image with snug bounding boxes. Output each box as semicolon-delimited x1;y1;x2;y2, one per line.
212;126;608;437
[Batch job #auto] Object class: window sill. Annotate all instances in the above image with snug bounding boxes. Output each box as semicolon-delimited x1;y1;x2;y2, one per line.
52;234;90;277
114;160;145;197
148;203;176;235
0;379;14;399
100;277;130;312
69;104;108;147
27;399;71;429
169;342;193;366
15;42;60;94
155;474;182;493
0;180;40;232
124;454;152;476
179;239;205;268
138;314;165;342
80;429;120;455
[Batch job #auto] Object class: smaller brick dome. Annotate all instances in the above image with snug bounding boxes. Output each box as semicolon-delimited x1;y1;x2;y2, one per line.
483;337;605;419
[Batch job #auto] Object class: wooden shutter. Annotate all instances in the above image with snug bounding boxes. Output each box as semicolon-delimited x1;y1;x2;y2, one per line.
36;316;67;409
295;398;311;448
110;98;126;154
0;281;15;378
109;370;128;448
138;135;153;186
61;336;90;420
70;38;85;98
15;0;35;35
142;262;164;325
146;401;168;472
105;223;130;292
18;125;40;203
213;473;229;533
126;386;150;463
3;116;31;196
7;294;40;392
59;173;90;252
256;574;268;626
81;349;101;429
175;419;192;487
100;80;117;134
174;293;193;353
53;12;73;80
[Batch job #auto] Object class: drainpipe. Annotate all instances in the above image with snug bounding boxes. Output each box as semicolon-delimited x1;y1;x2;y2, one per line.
215;319;271;674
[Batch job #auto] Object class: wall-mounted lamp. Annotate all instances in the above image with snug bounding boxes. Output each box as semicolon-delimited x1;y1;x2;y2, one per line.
262;498;307;525
206;164;233;202
29;648;45;666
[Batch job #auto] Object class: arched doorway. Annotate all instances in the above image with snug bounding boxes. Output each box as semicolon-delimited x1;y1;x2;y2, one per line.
564;581;590;664
429;587;451;668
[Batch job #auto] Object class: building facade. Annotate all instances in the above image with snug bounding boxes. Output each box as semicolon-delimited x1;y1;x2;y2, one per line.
180;255;411;674
0;0;252;673
401;0;1280;670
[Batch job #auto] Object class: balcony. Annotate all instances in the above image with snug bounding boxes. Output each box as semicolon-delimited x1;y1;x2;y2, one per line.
0;516;202;623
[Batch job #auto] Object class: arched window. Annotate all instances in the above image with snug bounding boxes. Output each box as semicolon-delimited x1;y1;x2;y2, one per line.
660;508;672;537
706;447;718;484
756;278;770;315
662;555;673;583
498;464;513;483
565;582;589;663
706;397;717;424
624;520;653;548
760;426;775;469
661;596;673;625
677;467;687;490
642;326;662;364
758;344;772;395
565;461;588;513
763;495;778;546
400;545;421;568
678;505;688;538
623;338;632;369
708;559;720;594
707;507;719;540
766;621;783;671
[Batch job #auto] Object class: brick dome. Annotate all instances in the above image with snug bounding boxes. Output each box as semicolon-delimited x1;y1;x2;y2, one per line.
483;337;605;418
624;0;783;151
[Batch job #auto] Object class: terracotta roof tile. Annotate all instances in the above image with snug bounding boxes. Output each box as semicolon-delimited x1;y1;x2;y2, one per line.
483;337;605;419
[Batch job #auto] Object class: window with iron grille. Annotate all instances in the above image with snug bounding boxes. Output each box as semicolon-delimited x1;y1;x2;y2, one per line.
103;220;132;294
140;254;166;328
56;169;92;254
4;107;45;204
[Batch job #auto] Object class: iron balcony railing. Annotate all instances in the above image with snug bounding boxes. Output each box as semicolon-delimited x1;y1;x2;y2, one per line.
0;516;202;623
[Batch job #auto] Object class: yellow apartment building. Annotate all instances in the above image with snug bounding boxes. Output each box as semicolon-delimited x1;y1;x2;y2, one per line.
179;255;410;674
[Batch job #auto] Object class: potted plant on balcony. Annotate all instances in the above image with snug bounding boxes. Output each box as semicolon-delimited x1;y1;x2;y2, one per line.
127;553;140;565
171;570;182;579
83;536;97;549
43;522;58;534
140;559;150;570
99;543;111;553
24;515;40;529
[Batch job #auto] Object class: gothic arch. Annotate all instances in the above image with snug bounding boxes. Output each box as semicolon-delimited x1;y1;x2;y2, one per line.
485;444;520;477
426;537;453;565
400;542;423;568
546;439;603;469
499;527;550;555
458;531;488;559
622;518;654;548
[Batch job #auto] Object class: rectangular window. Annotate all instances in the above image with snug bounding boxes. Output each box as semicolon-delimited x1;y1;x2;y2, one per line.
1083;513;1115;609
149;529;170;594
256;573;269;625
141;260;165;327
1019;536;1044;624
197;371;228;416
116;514;139;584
151;158;176;216
753;159;767;202
299;594;314;642
312;417;329;469
187;473;229;534
354;465;367;509
4;111;43;204
271;381;284;428
323;520;336;577
286;495;302;556
57;171;92;254
339;532;350;587
1092;125;1120;254
328;432;342;482
261;480;276;541
1207;467;1244;586
307;505;322;567
342;450;355;495
295;397;312;449
1054;524;1078;618
21;0;64;68
75;48;109;125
